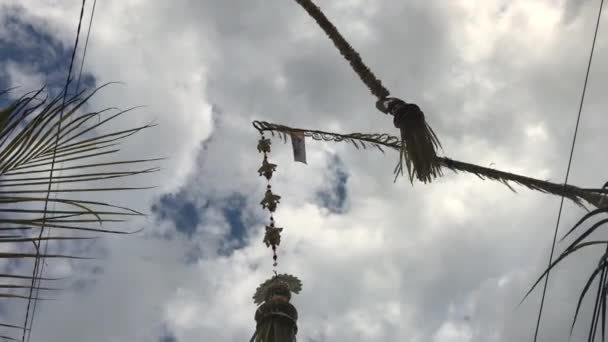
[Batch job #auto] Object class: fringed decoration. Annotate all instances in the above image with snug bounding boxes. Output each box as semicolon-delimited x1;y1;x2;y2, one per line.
251;133;303;341
250;275;302;342
376;97;442;183
293;0;443;184
257;133;282;267
253;120;608;209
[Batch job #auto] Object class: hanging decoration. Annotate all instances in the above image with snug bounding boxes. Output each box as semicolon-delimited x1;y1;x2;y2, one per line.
252;120;608;210
293;0;443;184
251;274;302;342
246;0;605;340
249;132;302;342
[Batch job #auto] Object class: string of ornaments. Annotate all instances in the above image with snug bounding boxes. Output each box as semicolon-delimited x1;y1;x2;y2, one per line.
257;134;282;267
249;132;302;342
245;0;606;340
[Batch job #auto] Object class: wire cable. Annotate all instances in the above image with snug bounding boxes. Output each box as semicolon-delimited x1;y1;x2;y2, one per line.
74;0;97;94
532;1;604;341
25;2;97;340
20;1;87;341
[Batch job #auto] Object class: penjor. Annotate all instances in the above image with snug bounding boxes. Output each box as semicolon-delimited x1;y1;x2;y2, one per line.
250;274;302;342
251;132;303;341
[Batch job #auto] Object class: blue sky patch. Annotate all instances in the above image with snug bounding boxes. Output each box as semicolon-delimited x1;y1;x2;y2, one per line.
0;6;96;97
218;193;248;254
316;154;349;214
152;190;251;260
159;333;178;342
151;193;203;237
158;324;178;342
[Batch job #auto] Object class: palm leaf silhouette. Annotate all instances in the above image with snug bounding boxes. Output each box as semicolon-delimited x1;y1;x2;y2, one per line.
0;85;159;340
523;184;608;341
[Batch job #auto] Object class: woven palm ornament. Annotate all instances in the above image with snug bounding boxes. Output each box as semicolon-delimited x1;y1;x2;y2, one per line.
250;133;302;342
294;0;443;183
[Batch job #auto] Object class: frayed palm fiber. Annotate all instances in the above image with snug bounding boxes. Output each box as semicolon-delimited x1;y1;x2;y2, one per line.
253;120;608;209
294;0;444;184
383;99;443;183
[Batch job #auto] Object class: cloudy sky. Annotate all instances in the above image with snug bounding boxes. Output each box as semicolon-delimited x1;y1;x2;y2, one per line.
1;0;608;341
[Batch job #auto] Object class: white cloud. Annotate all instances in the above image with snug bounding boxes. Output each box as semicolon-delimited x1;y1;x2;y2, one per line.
4;60;45;89
433;321;473;342
1;0;608;341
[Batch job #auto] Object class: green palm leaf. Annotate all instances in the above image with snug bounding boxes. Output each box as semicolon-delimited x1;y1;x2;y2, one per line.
0;85;159;338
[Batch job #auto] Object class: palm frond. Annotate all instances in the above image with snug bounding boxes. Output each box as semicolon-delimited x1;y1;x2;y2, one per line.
293;0;443;183
521;190;608;341
252;120;607;209
292;0;389;100
0;85;159;337
0;323;27;331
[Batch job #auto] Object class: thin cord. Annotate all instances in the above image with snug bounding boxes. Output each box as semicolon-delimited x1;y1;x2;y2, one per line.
74;0;97;93
532;1;604;341
25;0;90;336
20;1;87;341
27;3;97;338
27;4;98;335
25;2;97;336
293;0;390;100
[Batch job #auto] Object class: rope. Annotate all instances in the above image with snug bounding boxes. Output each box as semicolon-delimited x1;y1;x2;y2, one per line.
532;1;604;341
293;0;389;100
21;1;87;341
74;0;97;93
252;120;608;209
292;0;444;183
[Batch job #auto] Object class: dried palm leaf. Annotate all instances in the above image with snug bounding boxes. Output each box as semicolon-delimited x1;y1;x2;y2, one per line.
292;0;442;183
253;120;608;209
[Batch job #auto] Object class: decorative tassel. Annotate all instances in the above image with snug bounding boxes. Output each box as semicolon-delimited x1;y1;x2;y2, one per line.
250;275;302;342
377;97;442;184
292;0;443;184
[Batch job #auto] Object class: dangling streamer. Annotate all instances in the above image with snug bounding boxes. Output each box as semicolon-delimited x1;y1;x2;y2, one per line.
257;134;281;266
251;133;303;341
